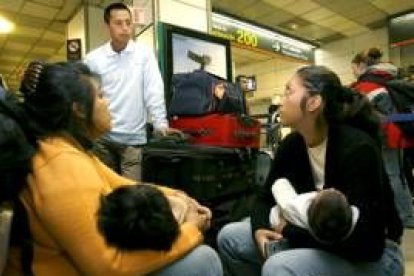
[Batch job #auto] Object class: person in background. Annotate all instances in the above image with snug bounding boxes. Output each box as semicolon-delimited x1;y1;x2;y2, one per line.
351;47;414;228
268;104;280;123
213;81;244;114
402;65;414;195
1;61;222;276
266;104;281;149
217;65;403;276
85;2;179;181
405;65;414;83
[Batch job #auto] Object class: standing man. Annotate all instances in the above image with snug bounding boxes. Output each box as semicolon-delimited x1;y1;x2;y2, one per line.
85;2;176;180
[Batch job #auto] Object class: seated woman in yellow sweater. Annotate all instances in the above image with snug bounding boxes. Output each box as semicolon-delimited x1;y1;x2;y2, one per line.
1;61;222;276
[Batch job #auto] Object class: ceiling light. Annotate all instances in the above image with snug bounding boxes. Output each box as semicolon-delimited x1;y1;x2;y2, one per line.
0;16;14;34
289;23;298;30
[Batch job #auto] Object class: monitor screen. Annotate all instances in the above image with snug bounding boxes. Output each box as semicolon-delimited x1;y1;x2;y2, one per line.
162;24;232;80
172;33;229;79
389;12;414;47
161;23;232;108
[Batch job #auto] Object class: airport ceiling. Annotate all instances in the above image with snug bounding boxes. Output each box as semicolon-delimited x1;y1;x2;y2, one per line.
0;0;114;89
0;0;414;89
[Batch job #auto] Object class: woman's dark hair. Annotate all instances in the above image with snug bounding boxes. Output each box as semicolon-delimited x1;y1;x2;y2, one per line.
104;2;131;24
0;98;35;203
0;95;36;275
352;47;383;67
97;185;180;251
20;61;96;149
296;65;381;144
0;61;98;274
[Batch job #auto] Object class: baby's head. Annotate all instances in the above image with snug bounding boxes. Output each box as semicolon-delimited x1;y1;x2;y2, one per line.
97;184;179;251
307;188;353;244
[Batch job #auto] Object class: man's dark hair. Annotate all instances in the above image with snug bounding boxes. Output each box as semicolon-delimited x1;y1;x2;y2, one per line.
97;185;180;251
307;189;353;244
104;2;131;24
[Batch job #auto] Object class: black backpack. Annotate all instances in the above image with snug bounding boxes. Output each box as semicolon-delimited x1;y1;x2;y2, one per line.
385;80;414;138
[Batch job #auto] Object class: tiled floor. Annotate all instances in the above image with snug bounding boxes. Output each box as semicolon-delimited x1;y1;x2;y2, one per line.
403;229;414;275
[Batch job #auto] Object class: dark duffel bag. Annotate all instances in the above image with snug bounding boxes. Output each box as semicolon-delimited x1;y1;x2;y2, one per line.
169;70;244;116
169;70;215;116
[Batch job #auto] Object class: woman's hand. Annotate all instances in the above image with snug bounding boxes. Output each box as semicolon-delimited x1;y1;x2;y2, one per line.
184;204;211;232
196;205;212;231
176;191;212;232
254;228;283;258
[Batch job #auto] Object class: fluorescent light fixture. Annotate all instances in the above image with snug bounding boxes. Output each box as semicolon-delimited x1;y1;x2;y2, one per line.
212;13;315;50
0;16;14;34
391;12;414;23
289;23;298;30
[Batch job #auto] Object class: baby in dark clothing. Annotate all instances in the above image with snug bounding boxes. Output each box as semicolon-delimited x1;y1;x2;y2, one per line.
97;184;190;251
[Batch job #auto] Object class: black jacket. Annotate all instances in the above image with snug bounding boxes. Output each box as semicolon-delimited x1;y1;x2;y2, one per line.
251;124;402;261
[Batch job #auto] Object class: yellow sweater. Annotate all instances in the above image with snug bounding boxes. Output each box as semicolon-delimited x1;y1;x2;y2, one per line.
5;137;202;276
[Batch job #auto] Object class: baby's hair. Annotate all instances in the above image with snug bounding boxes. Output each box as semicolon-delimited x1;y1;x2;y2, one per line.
97;185;180;251
307;189;353;244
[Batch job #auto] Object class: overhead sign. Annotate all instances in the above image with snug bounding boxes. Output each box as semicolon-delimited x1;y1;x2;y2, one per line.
211;13;315;62
67;39;82;61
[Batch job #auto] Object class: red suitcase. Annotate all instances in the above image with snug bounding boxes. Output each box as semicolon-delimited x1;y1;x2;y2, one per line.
170;114;260;148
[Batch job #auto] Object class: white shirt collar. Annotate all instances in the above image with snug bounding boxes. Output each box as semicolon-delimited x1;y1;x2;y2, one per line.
104;40;134;56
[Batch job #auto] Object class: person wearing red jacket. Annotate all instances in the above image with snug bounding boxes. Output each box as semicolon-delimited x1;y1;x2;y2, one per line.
351;47;414;228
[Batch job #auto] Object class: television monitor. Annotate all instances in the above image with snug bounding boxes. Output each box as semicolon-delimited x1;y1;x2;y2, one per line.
389;11;414;47
161;23;233;108
163;24;232;79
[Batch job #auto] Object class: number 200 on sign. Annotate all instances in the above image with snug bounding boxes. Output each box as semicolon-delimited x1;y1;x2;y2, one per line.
236;29;258;47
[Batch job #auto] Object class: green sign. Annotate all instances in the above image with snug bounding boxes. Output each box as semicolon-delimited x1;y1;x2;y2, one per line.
211;14;315;62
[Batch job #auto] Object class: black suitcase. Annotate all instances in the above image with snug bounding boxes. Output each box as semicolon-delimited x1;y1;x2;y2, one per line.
142;140;256;247
142;142;256;203
142;139;257;244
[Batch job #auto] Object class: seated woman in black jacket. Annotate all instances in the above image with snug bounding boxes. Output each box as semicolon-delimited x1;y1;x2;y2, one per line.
217;65;404;276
